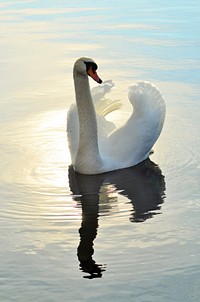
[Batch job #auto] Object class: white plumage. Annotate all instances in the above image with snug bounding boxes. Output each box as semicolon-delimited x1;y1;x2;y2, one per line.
67;57;165;175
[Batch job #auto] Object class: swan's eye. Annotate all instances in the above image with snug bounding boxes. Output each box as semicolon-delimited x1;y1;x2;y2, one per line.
84;61;98;74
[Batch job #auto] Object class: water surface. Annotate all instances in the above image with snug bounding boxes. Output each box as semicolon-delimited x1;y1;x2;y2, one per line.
1;1;200;301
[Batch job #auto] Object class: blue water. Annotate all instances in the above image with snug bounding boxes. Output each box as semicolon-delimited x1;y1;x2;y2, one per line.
1;1;200;301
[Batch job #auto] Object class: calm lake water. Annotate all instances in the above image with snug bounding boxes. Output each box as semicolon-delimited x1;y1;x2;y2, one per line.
1;0;200;301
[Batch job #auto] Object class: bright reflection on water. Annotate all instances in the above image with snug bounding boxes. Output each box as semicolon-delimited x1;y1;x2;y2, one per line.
1;0;200;301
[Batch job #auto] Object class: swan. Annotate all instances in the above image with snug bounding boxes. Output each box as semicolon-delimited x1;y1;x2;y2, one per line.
67;57;166;175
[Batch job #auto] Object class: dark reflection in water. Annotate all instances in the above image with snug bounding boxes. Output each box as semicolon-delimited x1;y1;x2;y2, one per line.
69;159;165;279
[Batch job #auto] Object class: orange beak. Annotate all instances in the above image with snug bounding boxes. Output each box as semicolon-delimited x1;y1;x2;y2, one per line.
87;66;102;84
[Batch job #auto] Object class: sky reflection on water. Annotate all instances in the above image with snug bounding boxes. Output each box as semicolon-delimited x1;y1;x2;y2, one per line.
1;0;200;301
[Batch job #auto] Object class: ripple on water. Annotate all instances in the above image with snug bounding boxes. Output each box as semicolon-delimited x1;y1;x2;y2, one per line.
1;161;166;228
0;182;82;223
0;108;168;227
0;110;80;224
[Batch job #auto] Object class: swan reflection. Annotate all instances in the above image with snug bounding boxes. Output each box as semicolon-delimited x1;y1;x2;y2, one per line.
69;159;165;279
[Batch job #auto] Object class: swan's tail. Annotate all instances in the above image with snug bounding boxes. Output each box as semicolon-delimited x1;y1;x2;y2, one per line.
128;81;165;117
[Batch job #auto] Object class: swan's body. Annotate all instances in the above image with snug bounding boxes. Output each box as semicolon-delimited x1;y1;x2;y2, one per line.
67;57;165;175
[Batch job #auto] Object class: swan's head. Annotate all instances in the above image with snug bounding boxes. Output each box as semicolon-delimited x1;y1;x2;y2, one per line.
73;57;102;84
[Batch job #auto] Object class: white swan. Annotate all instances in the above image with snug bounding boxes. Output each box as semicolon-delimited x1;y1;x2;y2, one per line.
67;57;166;175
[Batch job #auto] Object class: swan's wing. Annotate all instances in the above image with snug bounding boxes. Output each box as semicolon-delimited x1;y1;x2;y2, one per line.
100;81;166;169
92;80;122;117
91;80;114;103
128;81;166;139
128;81;165;120
93;80;122;138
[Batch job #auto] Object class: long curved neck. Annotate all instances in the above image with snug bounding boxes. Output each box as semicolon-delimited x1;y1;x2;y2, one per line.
74;70;102;174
